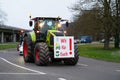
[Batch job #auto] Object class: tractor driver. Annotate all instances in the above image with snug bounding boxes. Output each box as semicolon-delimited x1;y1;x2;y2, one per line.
47;20;61;30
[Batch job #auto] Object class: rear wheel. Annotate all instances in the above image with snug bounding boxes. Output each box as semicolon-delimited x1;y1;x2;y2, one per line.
23;37;34;62
64;45;79;65
34;42;49;66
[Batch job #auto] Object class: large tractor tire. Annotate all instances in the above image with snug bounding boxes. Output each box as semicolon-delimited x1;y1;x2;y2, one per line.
34;42;49;66
23;36;34;62
64;45;79;65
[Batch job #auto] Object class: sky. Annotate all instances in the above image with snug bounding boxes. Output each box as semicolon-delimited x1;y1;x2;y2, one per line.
0;0;78;29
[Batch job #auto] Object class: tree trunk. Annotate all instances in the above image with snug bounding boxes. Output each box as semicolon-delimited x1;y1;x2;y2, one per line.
103;0;111;49
114;0;120;48
104;34;110;49
114;30;120;48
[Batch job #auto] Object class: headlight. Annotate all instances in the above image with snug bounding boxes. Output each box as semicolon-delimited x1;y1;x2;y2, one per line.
36;30;40;34
20;30;24;33
38;22;44;28
57;23;61;28
64;31;67;34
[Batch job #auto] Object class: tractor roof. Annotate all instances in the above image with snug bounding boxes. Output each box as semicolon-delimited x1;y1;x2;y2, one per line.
31;17;61;21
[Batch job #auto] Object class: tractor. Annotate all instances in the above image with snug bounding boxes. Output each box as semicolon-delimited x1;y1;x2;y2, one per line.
23;16;79;66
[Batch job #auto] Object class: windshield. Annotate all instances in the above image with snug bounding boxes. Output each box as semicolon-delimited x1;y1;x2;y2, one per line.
37;19;58;33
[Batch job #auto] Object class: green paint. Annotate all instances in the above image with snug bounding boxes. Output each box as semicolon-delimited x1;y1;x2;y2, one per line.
56;51;59;56
52;26;57;30
46;30;59;47
30;31;36;42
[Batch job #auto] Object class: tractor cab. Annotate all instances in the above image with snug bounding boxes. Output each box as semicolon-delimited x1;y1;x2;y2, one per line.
28;17;69;46
29;17;68;34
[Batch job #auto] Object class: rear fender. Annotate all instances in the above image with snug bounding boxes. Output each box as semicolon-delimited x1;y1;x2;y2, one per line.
24;33;31;41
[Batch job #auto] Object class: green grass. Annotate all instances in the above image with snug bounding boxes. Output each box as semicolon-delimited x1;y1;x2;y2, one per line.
78;43;120;62
0;43;17;50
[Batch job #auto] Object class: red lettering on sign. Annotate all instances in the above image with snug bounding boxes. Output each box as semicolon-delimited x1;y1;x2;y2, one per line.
69;52;72;55
61;39;66;43
69;38;72;51
60;52;68;56
62;45;66;50
69;38;72;55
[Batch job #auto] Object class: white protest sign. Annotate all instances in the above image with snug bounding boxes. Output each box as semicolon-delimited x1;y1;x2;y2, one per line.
54;36;74;58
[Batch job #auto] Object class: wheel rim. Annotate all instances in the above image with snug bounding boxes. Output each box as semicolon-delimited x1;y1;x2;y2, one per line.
35;49;40;61
23;41;28;57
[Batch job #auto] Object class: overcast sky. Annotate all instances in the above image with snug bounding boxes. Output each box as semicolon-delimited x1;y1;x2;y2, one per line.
0;0;78;29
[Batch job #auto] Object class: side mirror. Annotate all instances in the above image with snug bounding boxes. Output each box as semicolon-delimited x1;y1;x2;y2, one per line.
29;21;33;27
66;21;69;27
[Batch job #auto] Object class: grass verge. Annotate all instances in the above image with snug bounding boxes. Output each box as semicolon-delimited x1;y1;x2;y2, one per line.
0;43;17;50
78;43;120;62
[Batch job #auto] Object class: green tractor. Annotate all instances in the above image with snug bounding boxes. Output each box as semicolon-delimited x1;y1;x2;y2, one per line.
23;16;79;66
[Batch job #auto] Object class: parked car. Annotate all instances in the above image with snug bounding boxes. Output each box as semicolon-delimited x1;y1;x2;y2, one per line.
74;39;80;44
17;41;23;55
100;39;105;43
80;36;93;43
100;37;114;43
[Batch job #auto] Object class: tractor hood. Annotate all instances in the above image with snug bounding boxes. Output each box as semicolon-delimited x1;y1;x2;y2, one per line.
46;30;65;48
48;30;64;37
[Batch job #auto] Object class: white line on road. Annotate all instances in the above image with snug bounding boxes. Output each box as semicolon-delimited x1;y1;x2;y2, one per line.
77;63;88;67
0;57;46;75
0;73;43;75
116;70;120;72
58;78;67;80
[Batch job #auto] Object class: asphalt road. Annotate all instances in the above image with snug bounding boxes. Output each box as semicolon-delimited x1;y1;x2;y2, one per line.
0;48;120;80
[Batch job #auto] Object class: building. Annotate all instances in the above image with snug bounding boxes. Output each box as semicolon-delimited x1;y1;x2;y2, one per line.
0;25;29;43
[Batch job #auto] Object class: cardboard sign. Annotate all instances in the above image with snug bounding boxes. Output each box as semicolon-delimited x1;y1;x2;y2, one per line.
54;36;74;58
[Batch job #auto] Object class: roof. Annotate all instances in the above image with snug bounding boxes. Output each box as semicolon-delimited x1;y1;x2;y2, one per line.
31;17;61;21
0;25;30;33
0;25;22;30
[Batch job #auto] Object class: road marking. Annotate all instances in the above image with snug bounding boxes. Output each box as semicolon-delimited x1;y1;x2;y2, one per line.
77;63;88;67
58;78;67;80
0;73;42;75
116;70;120;72
0;57;46;75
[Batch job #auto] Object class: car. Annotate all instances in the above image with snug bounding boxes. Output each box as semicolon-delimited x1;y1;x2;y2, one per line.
80;36;92;43
100;39;105;43
17;41;23;55
74;39;79;44
100;37;114;43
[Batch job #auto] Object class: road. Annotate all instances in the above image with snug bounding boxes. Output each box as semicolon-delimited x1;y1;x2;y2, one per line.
0;48;120;80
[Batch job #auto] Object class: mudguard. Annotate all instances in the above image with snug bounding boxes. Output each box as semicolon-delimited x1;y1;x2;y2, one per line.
29;31;36;43
24;31;36;43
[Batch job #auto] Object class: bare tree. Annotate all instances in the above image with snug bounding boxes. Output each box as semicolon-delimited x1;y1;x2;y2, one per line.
67;8;101;38
68;0;101;38
69;0;118;49
97;0;120;49
98;0;113;49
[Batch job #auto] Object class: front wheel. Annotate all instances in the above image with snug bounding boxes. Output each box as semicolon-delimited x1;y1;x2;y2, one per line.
64;45;79;65
34;42;49;66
